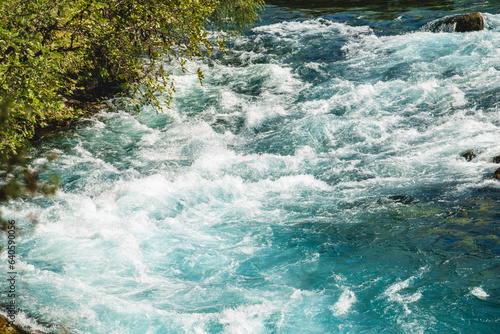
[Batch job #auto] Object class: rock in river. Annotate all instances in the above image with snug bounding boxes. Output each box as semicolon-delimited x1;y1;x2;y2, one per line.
434;12;484;33
460;150;477;162
493;168;500;180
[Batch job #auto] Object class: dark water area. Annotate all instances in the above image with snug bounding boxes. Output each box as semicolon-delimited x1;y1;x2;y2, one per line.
266;0;455;11
265;0;500;34
2;1;500;333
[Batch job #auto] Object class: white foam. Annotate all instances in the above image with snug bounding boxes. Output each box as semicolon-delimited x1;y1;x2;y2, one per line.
255;174;330;194
471;287;489;299
483;13;500;31
219;90;244;111
179;312;215;334
4;311;52;334
331;289;357;316
219;303;273;334
253;19;371;39
384;275;423;315
244;103;287;129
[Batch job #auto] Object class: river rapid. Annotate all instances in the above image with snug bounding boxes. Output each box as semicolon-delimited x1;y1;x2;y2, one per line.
2;1;500;333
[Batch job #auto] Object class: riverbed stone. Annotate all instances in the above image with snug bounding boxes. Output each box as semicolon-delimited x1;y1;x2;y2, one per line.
435;12;484;33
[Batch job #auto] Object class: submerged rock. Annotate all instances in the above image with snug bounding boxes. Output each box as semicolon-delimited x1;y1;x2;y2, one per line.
385;195;417;205
460;150;477;162
492;155;500;163
434;12;484;33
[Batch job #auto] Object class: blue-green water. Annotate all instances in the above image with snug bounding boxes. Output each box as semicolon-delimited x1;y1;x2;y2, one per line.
2;2;500;333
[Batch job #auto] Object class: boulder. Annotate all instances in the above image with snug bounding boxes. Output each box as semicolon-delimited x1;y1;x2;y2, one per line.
492;155;500;163
434;12;484;33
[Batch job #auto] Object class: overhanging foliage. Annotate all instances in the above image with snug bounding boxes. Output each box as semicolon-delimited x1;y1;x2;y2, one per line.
0;0;264;156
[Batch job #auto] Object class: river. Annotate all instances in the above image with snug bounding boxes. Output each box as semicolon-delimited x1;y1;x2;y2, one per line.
2;1;500;333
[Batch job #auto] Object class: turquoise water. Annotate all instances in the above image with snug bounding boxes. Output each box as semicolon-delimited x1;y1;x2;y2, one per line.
2;2;500;333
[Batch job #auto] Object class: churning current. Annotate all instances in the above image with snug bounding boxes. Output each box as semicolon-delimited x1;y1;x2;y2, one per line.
2;2;500;333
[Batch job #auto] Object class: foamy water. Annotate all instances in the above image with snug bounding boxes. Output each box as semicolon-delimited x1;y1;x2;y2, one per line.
2;3;500;333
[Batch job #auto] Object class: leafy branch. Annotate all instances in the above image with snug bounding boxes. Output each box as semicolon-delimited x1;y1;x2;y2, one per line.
0;0;264;155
